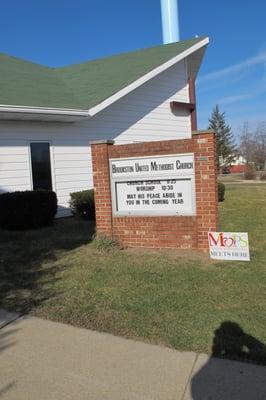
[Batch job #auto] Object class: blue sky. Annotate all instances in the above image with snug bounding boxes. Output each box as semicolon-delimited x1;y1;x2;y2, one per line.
1;0;265;135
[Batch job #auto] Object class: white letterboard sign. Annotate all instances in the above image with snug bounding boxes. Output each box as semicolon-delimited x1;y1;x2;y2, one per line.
109;153;196;216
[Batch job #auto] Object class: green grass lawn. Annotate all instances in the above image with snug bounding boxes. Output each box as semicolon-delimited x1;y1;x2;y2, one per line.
0;184;265;364
219;173;245;183
219;172;266;183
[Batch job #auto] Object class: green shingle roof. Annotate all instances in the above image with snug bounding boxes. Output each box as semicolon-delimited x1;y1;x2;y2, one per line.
0;37;205;110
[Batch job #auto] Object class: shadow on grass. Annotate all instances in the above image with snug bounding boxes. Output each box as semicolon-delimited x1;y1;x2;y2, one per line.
0;217;95;314
212;321;266;366
190;321;266;400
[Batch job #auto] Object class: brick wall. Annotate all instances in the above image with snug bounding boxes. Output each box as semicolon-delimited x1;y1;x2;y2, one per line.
91;131;218;252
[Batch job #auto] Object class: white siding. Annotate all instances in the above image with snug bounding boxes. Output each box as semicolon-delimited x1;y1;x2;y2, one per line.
90;60;190;144
0;140;31;193
0;59;191;216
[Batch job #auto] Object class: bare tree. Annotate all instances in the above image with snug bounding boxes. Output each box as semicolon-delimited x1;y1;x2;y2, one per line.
254;122;266;170
239;121;266;170
239;122;254;164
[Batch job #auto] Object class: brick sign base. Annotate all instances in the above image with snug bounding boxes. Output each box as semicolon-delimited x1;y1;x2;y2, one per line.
91;131;218;252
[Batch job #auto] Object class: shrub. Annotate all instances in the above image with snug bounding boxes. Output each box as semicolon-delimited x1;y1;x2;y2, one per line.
244;170;256;180
0;190;57;230
69;189;95;220
218;182;225;202
92;233;120;252
260;172;266;181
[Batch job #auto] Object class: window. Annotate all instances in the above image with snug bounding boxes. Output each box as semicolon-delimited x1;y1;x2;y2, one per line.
30;142;52;190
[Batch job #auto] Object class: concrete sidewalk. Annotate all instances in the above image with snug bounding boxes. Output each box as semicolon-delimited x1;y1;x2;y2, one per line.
0;309;265;400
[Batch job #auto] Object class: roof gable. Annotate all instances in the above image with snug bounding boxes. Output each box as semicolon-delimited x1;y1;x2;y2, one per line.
0;37;208;113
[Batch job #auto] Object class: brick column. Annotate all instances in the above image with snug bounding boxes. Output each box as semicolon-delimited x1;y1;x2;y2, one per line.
193;131;218;251
90;140;114;238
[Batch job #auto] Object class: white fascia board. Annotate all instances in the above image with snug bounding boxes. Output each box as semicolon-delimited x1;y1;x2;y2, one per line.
0;105;89;118
88;37;209;117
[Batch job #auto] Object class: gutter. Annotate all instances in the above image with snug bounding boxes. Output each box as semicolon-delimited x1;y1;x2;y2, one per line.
0;104;90;118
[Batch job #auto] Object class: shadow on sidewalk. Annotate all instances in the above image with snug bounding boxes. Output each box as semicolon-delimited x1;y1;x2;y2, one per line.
0;325;19;353
0;316;19;397
190;321;266;400
0;382;16;397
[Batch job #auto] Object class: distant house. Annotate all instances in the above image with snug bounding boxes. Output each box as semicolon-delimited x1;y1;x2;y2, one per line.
0;37;208;216
219;154;248;174
229;155;248;173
